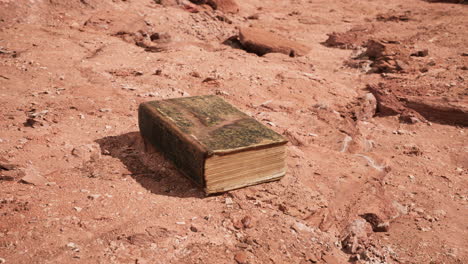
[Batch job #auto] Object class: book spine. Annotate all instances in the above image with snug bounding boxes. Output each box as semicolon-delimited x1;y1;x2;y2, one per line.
138;103;207;187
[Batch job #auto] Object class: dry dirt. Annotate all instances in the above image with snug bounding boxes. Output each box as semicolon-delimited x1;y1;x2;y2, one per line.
0;0;467;263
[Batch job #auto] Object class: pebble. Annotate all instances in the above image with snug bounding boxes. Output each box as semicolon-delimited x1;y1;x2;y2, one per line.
423;215;435;222
433;209;446;218
233;219;243;229
393;129;408;135
234;251;248;264
215;90;230;96
247;14;259;20
71;147;85;158
138;92;158;97
418;226;431;232
70;22;80;29
190;225;198;232
88;194;101;200
99;108;112;113
66;242;80;252
74;207;82;212
0;258;5;263
241;216;253;228
225;197;233;205
176;221;186;225
121;84;137;91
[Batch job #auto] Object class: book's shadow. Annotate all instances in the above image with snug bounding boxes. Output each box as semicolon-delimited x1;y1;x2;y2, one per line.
95;132;205;198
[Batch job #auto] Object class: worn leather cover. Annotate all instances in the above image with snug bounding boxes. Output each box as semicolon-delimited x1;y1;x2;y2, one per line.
138;95;287;188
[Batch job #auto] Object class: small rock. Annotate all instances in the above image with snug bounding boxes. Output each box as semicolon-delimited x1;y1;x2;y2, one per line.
29;110;49;118
0;257;5;263
411;49;429;57
189;0;239;13
190;225;198;232
20;165;47;186
215;90;230;96
0;158;18;170
424;215;435;222
234;251;248;264
99;108;112;113
238;27;310;57
241;216;253;228
74;207;82;212
433;209;446;218
87;194;101;200
24;118;44;128
153;69;162;75
341;218;372;254
247;14;259;20
71;144;101;162
292;221;313;233
176;221;186;225
225;197;233;205
355;93;377;121
122;84;137;90
70;22;80;29
66;242;80;252
71;147;85;158
127;233;152;246
233;220;243;230
393;129;408;135
418;226;431;232
359;213;390;232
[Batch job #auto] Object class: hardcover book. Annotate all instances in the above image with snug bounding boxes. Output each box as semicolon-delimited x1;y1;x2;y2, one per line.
138;95;287;194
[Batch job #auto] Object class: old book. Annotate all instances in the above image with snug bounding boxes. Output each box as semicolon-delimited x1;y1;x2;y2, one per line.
138;95;287;194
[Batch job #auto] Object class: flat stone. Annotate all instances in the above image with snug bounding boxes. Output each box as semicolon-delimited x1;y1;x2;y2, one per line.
238;27;310;57
20;166;47;186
